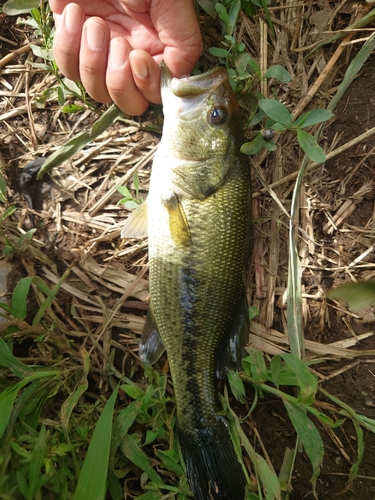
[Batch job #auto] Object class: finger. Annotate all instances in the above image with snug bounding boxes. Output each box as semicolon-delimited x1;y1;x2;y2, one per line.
106;38;149;115
129;50;161;105
151;0;203;77
80;18;111;103
53;3;85;81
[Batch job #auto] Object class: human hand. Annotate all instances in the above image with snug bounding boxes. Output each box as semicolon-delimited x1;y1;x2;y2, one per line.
49;0;203;115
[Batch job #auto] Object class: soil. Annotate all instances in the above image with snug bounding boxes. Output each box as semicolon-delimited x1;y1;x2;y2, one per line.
0;7;375;500
253;58;375;499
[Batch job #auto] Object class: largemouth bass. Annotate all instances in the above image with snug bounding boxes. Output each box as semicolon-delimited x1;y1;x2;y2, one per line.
122;64;252;500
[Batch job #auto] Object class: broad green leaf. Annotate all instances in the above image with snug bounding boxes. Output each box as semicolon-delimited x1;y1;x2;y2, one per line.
73;387;119;500
227;370;246;403
327;282;375;312
0;337;34;377
241;135;266;155
227;0;241;36
196;0;217;18
259;99;292;128
264;141;277;151
280;354;317;405
3;0;39;15
263;65;292;83
120;434;162;484
284;401;323;490
57;86;65;106
62;104;86;113
0;384;20;439
294;109;334;128
234;52;251;73
247;110;264;128
248;305;259;320
296;129;326;163
155;449;184;476
247;58;261;75
243;350;268;386
208;47;229;58
120;382;145;400
62;78;83;95
215;3;229;30
30;44;54;61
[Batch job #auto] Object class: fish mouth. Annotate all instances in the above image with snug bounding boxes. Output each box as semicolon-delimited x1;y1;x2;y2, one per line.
160;63;231;121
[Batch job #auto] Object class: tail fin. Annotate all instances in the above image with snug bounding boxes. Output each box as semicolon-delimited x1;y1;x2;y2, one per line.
178;416;246;500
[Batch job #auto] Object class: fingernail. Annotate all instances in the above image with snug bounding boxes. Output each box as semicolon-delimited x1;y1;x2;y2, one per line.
130;55;148;79
110;39;128;69
85;22;105;50
64;4;82;33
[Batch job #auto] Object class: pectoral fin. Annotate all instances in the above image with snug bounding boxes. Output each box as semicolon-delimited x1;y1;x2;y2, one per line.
163;192;191;247
139;305;165;365
216;295;250;379
121;199;148;238
171;158;229;200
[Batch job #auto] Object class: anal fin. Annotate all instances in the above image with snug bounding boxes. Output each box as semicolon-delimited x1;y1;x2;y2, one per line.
216;295;249;379
139;304;165;365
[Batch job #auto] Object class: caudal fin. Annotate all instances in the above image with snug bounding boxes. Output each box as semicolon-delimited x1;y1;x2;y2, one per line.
178;416;246;500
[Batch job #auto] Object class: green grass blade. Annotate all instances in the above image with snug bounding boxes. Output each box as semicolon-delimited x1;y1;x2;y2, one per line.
73;387;119;500
329;31;375;113
283;401;323;492
349;418;364;481
61;348;90;435
32;273;70;326
306;8;375;58
29;425;47;496
37;105;123;178
120;433;162;484
280;354;317;405
0;337;35;377
230;406;281;499
11;276;34;320
0;383;20;439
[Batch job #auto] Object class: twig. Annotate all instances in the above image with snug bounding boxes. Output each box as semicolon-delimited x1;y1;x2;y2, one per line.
293;31;354;119
0;41;41;69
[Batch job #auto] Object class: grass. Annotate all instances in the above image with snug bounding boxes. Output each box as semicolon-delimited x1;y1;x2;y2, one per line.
1;1;375;499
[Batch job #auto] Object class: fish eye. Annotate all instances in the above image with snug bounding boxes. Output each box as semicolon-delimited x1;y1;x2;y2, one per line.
208;106;227;125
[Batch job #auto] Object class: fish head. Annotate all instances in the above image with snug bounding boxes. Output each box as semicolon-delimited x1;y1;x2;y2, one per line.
160;63;242;161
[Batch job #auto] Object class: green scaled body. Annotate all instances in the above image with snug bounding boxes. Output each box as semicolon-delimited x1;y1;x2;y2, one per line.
122;64;252;500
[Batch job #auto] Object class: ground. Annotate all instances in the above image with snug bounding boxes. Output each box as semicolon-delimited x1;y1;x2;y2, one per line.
0;2;375;500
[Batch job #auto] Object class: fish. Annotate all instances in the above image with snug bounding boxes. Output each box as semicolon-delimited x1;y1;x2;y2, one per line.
122;63;252;500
